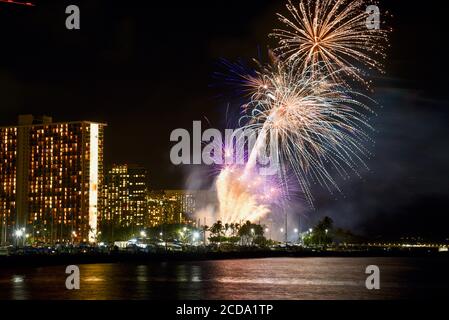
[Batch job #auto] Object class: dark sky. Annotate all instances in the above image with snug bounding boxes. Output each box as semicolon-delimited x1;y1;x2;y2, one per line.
0;0;448;238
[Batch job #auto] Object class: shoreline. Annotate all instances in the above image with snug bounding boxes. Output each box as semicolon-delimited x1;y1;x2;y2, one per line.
1;249;446;268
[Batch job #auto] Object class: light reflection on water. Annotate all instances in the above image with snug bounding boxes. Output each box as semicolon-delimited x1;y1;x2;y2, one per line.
0;257;447;300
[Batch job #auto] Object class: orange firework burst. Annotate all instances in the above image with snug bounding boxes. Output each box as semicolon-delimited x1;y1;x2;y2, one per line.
271;0;390;86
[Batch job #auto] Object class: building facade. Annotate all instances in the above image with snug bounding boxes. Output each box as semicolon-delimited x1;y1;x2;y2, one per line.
0;115;106;244
165;190;196;218
103;164;148;237
146;190;198;227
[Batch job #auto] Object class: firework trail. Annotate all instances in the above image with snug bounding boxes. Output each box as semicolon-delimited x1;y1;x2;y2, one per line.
271;0;390;86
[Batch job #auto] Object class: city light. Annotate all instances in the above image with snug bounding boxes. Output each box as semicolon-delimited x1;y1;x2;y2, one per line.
140;231;147;238
15;229;23;238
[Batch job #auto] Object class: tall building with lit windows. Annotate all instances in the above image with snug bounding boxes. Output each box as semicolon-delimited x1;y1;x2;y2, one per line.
0;115;106;245
146;190;181;227
103;164;148;236
145;190;201;227
164;190;196;217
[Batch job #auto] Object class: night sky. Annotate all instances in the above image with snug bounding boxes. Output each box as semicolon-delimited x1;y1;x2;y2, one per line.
0;0;448;238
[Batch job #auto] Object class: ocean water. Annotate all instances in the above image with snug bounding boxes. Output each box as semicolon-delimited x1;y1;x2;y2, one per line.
0;257;447;300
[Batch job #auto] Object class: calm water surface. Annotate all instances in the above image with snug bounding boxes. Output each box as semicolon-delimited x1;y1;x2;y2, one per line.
1;257;448;299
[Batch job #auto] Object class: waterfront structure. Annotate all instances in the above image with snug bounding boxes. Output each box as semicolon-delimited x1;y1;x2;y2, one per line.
0;115;106;244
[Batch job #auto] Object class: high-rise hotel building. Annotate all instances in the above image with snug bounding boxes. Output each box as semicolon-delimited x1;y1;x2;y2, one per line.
104;164;148;232
0;115;106;244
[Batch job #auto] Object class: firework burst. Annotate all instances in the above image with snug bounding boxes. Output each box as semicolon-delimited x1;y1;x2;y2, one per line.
271;0;390;86
238;60;376;207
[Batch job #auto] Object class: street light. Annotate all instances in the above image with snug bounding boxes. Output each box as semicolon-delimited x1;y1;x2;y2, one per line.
294;228;298;233
140;230;147;238
15;229;24;248
309;228;313;233
280;228;284;233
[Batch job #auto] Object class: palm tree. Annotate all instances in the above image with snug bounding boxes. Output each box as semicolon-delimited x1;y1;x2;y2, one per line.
210;221;223;237
230;223;236;236
224;223;230;237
